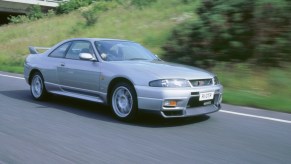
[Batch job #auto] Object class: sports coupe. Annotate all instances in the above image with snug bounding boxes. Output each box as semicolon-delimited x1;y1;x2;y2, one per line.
24;38;223;121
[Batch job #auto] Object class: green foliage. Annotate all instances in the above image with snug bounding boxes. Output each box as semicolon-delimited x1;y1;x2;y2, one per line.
81;9;97;26
8;15;30;24
46;9;56;18
8;6;57;24
130;0;157;9
8;5;44;24
27;5;44;20
56;0;95;14
252;0;291;66
212;63;291;113
58;0;159;10
162;0;291;67
1;0;291;112
81;1;118;26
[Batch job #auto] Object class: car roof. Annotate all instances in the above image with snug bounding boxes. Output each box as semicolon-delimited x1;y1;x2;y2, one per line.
66;38;132;42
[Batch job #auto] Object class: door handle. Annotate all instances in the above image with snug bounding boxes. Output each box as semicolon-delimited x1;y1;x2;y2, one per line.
60;63;65;67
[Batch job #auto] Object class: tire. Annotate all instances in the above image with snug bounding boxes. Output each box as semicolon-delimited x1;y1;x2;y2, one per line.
110;82;138;121
30;72;48;100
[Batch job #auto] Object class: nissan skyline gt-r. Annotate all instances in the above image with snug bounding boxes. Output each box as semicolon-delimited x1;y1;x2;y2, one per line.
24;38;223;121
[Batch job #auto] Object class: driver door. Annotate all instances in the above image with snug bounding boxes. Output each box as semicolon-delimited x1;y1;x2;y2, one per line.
57;40;101;97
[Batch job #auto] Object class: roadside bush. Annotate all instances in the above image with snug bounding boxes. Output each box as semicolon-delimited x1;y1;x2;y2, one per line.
46;9;56;18
130;0;157;9
162;0;291;67
8;15;30;24
27;5;44;20
253;0;291;66
81;1;118;26
8;5;44;24
81;8;98;26
56;0;95;14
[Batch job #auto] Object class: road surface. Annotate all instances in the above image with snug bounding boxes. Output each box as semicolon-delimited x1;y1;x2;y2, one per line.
0;71;291;164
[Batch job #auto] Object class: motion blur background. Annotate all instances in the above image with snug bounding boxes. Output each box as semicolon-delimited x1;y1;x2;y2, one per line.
0;0;290;112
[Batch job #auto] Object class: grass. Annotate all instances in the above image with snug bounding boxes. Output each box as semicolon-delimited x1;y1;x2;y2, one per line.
0;0;290;113
0;0;197;71
0;65;23;73
212;63;291;113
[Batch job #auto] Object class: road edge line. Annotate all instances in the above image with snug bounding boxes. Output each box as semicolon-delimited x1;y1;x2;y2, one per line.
220;110;291;124
0;73;24;80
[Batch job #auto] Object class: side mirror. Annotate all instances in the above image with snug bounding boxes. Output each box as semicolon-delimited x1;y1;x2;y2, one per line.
79;53;96;61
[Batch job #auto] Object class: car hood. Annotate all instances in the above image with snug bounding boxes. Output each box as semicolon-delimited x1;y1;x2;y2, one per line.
107;60;214;80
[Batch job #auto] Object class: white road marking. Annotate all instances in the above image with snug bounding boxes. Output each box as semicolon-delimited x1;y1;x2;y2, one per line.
0;73;25;80
1;72;291;124
220;110;291;124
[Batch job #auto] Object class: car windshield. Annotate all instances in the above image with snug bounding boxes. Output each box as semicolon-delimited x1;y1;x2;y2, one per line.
94;40;158;61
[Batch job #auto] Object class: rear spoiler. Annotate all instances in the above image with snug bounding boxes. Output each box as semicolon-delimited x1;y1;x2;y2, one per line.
29;46;50;54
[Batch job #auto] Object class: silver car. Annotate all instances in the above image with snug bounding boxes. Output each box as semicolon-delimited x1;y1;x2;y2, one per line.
24;38;223;121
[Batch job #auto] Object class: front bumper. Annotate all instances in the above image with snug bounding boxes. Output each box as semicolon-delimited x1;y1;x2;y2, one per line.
135;85;223;118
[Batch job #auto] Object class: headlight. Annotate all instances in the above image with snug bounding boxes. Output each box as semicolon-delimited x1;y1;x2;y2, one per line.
149;79;190;87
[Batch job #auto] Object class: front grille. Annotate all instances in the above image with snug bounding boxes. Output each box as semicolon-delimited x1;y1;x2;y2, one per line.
187;94;219;108
191;92;199;96
190;79;213;87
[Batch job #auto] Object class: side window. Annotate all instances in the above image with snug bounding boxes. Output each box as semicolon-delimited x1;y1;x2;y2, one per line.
65;41;94;60
49;42;71;58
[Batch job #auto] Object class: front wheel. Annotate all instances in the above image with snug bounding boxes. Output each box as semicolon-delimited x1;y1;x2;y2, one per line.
30;72;48;100
111;83;138;121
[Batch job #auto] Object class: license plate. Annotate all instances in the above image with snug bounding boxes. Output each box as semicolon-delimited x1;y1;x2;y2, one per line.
199;92;214;101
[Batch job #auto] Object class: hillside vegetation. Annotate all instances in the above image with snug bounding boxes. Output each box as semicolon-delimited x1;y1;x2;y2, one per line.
0;0;290;113
0;0;197;72
163;0;291;67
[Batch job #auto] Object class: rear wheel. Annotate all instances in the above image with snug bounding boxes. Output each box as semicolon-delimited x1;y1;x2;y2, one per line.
111;82;138;121
30;72;48;100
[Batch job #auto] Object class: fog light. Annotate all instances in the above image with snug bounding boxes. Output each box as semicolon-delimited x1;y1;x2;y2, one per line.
164;100;177;107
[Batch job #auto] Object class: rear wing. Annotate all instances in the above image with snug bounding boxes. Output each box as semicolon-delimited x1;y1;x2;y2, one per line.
29;46;50;54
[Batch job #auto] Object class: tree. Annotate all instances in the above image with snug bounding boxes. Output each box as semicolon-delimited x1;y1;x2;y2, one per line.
162;0;291;67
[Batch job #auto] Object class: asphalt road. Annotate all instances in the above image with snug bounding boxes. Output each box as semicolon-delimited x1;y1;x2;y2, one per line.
0;71;291;164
